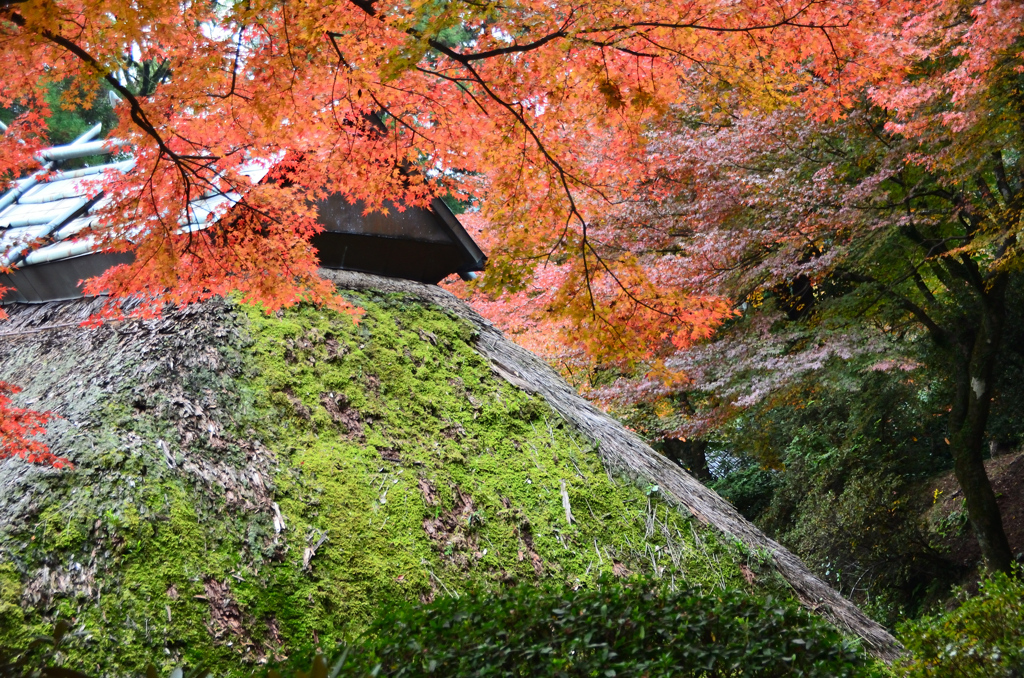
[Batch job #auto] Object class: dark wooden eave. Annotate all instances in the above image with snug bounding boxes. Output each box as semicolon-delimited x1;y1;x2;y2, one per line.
312;195;486;285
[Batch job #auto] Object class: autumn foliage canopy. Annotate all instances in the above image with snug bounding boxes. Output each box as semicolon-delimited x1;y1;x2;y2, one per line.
1;0;1022;494
0;0;940;312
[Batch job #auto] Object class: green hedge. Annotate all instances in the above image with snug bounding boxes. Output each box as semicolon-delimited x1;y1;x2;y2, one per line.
307;578;868;677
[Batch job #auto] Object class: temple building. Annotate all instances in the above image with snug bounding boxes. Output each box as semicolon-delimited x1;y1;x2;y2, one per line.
0;125;486;303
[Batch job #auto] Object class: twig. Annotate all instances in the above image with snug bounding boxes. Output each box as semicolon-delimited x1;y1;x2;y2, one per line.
558;479;575;525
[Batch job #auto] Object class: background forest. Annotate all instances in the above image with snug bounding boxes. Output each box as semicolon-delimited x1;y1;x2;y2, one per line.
457;33;1024;624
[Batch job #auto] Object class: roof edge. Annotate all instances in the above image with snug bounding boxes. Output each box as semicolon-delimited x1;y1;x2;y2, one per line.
429;199;486;279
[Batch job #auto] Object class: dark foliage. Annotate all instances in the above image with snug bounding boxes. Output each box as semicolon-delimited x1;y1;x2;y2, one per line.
325;578;868;677
2;580;871;678
0;621;89;678
714;366;960;623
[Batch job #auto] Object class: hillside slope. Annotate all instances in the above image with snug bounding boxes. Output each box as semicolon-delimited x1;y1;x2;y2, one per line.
924;450;1024;575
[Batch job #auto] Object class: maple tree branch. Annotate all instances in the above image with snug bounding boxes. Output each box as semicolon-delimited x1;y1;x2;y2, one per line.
347;0;377;17
991;151;1013;204
430;50;591;231
365;88;442;148
814;24;847;86
411;52;616;314
414;65;490;115
7;11;272;270
341;0;846;75
41;35;160;147
585;240;678;319
908;262;938;307
956;252;988;294
899;223;956;260
326;32;445;156
893;223;982;305
338;0;831;273
6;11;204;193
575;37;660;59
207;29;251;101
631;32;726;83
868;189;957;209
580;235;597;314
430;30;571;63
897;220;987;297
839;270;946;342
580;0;852;36
974;174;999;210
425;0;852;64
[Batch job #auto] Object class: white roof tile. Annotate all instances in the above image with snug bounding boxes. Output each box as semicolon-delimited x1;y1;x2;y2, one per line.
18;175;97;203
0;198;85;228
0;130;268;268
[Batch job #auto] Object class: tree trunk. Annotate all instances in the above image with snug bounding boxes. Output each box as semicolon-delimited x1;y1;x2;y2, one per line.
662;437;713;482
948;275;1014;573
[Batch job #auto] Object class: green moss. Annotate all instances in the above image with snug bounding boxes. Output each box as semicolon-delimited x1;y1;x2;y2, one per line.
0;292;757;676
0;564;27;646
57;484;252;675
230;292;745;644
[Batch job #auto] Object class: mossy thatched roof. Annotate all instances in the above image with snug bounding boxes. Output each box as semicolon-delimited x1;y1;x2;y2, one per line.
0;271;898;673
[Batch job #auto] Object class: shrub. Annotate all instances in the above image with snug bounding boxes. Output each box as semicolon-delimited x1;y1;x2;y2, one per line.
0;620;90;678
897;568;1024;677
323;577;869;677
